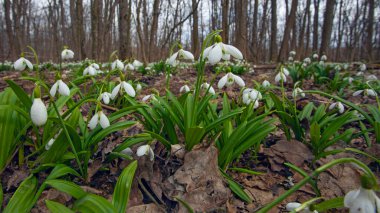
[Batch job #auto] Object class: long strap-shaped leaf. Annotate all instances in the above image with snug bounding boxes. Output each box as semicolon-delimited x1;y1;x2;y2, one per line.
3;175;38;213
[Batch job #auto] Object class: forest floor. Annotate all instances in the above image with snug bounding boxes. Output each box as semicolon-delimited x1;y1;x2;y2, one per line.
0;66;379;212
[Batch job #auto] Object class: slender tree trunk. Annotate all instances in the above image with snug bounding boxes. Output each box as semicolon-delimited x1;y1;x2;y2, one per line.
149;0;160;61
251;0;259;61
234;0;248;58
221;0;229;43
191;0;199;55
366;0;374;61
312;0;319;52
320;0;336;55
298;0;311;59
4;0;15;58
335;0;343;61
278;0;298;61
91;0;99;59
270;0;277;61
76;0;86;60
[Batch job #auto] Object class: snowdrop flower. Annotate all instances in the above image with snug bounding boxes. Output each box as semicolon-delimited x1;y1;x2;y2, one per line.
14;57;33;71
344;77;354;84
304;57;311;64
360;63;367;72
218;72;245;89
366;75;378;81
353;89;377;97
288;56;294;62
201;83;215;95
283;68;290;76
45;138;55;151
61;48;74;60
329;102;345;114
100;92;112;104
31;98;48;126
286;202;318;213
132;60;143;68
202;35;243;65
289;51;296;56
222;54;231;61
124;63;134;71
356;71;364;76
142;94;154;102
136;83;142;92
120;147;133;156
136;144;154;161
312;53;319;60
180;85;190;93
83;63;100;76
167;48;194;65
321;55;327;61
275;72;287;83
242;88;261;108
262;80;271;88
111;59;124;70
88;110;110;130
111;81;136;99
293;88;305;98
344;187;380;213
50;80;70;97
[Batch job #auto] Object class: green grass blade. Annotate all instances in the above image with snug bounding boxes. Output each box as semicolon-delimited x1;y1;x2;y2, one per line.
45;200;74;213
112;161;137;213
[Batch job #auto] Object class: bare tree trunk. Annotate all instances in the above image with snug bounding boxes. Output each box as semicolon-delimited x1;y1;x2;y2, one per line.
4;0;15;58
136;0;147;62
298;0;311;59
192;0;199;55
366;0;374;61
251;0;258;61
76;0;86;60
221;0;229;43
320;0;336;55
278;0;298;61
91;0;99;59
149;0;160;61
335;0;343;61
269;0;277;61
234;0;248;57
312;0;319;52
258;0;269;62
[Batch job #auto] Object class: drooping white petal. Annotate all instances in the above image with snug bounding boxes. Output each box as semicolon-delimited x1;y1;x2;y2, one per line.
208;44;223;65
58;80;70;96
222;54;231;61
262;80;270;87
111;84;121;99
99;111;110;129
88;66;97;75
224;44;243;60
132;60;143;67
45;138;55;150
344;188;377;213
329;102;337;111
88;113;99;130
101;92;111;104
142;95;152;102
242;93;251;105
50;81;59;97
180;85;190;93
249;90;262;100
208;86;216;95
14;58;27;71
121;81;136;97
253;100;259;109
121;147;133;156
136;145;150;157
202;83;215;95
148;146;155;161
275;72;286;83
202;46;213;59
232;74;245;87
179;49;194;60
218;74;228;89
286;202;301;211
283;68;290;76
167;52;179;65
367;89;377;97
24;58;33;70
31;98;48;126
337;102;345;114
136;83;142;92
353;90;363;97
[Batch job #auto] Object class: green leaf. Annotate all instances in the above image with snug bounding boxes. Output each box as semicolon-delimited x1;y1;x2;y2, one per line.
47;164;81;180
228;167;264;175
74;194;116;213
3;176;38;213
312;197;344;212
0;182;3;209
226;179;252;203
112;161;137;213
174;197;194;213
87;121;136;145
45;179;87;199
185;126;205;150
145;131;172;149
45;200;74;213
6;80;32;108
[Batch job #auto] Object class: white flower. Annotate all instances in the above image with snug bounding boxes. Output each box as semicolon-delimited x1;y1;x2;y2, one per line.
292;88;305;98
88;111;110;130
329;102;345;114
313;54;319;59
203;42;243;65
31;98;48;126
136;144;154;161
288;56;294;62
321;55;327;61
14;57;33;71
289;51;296;56
283;68;290;76
262;80;271;88
366;75;378;81
124;63;134;71
242;88;261;108
180;85;190;93
136;83;142;92
344;187;380;213
344;77;354;84
218;72;245;89
45;138;55;150
120;147;133;156
142;94;153;102
83;63;100;76
275;72;287;83
61;49;74;60
286;202;318;213
353;89;377;97
356;71;364;76
222;54;231;61
100;92;112;104
304;57;311;64
111;59;124;70
201;83;215;95
360;64;367;71
111;81;136;99
167;49;194;65
132;60;143;68
50;80;70;97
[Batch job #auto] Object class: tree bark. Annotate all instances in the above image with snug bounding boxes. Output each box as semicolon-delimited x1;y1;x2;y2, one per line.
278;0;298;61
221;0;229;43
270;0;277;61
4;0;15;58
366;0;374;61
149;0;160;61
319;0;336;55
191;0;199;55
251;0;259;61
312;0;319;52
234;0;248;58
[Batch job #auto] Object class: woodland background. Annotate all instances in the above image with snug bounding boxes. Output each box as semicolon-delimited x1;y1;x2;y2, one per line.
1;0;379;63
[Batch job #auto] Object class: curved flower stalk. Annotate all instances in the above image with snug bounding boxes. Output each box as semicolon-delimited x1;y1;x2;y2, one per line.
61;48;74;60
132;59;143;68
329;102;345;114
292;87;305;98
202;35;243;65
111;59;124;70
14;57;33;71
286;202;318;213
217;72;245;89
136;144;154;161
88;110;110;130
262;80;271;88
99;92;112;104
201;83;216;95
111;81;136;99
167;48;194;65
83;63;100;76
50;80;70;97
353;89;377;97
30;86;48;126
179;85;190;93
